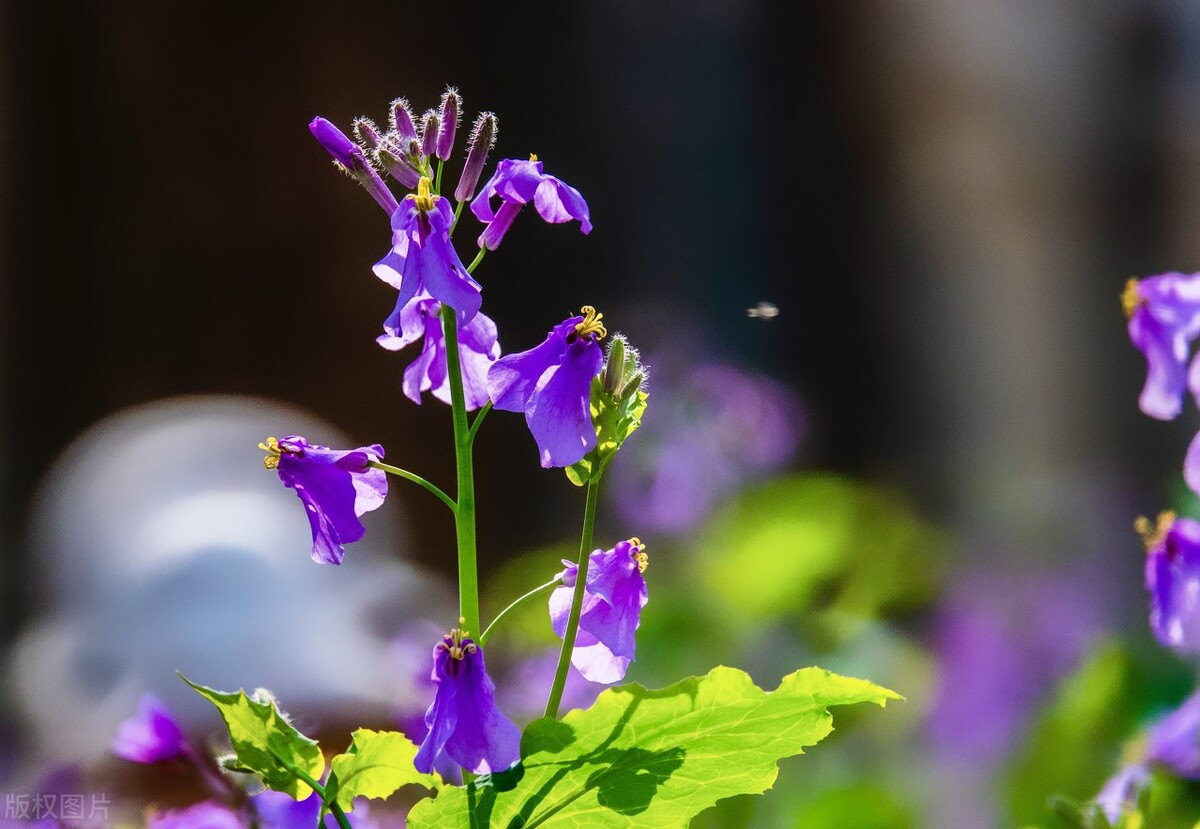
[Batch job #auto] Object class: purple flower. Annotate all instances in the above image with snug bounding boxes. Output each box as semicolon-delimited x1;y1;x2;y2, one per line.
1093;764;1150;826
111;694;188;764
376;290;500;411
1146;689;1200;777
549;538;649;684
470;157;592;250
373;177;482;322
1140;511;1200;652
261;436;387;565
1123;273;1200;420
147;801;244;829
309;117;399;216
252;791;377;829
413;628;520;776
487;308;605;468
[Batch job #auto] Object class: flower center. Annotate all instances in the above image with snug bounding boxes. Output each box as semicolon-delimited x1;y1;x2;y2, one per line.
575;305;607;340
628;537;648;573
1135;510;1175;552
1121;278;1144;319
411;176;436;212
439;620;478;661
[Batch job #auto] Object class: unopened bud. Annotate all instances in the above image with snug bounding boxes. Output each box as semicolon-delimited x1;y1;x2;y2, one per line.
389;98;418;143
437;87;462;161
421;110;440;160
378;147;422;189
309;117;359;169
455;112;497;203
352;117;383;152
603;336;627;395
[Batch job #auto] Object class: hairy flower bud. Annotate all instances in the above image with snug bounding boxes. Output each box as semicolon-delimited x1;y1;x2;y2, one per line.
455;113;498;204
352;117;383;152
600;334;647;399
437;87;461;162
309;117;359;169
421;110;440;160
389;98;418;143
377;146;422;189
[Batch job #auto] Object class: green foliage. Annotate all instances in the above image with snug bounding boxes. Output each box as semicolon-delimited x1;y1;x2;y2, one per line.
696;474;943;628
790;784;916;829
1006;640;1141;827
406;665;900;828
327;729;437;812
180;675;325;800
566;375;648;486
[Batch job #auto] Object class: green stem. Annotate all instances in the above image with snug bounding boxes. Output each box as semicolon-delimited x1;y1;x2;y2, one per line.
466;246;487;274
467;401;492;448
433;158;444;195
479;576;563;648
544;476;602;719
442;303;479;637
282;765;352;829
367;460;456;513
451;199;465;235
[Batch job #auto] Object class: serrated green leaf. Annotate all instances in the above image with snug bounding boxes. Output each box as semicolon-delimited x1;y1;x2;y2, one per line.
407;665;899;828
328;729;437;811
180;675;324;799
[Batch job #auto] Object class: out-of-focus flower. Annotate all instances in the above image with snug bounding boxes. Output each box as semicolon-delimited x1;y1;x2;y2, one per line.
252;791;379;829
498;648;605;723
1146;689;1200;777
470;157;591;250
607;360;803;535
550;539;649;684
111;694;187;764
413;628;521;775
1122;272;1200;421
260;436;387;565
488;308;605;468
1140;511;1200;652
373;177;482;323
1093;763;1150;826
376;291;500;410
146;801;244;829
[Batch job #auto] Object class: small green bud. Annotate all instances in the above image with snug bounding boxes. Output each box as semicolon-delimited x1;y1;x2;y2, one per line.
603;336;627;395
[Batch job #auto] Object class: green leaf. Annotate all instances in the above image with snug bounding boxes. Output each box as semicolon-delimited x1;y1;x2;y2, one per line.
327;729;437;811
180;675;325;799
407;665;900;828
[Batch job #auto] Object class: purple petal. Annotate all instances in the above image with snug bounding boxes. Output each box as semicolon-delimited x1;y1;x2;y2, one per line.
1145;516;1200;651
442;645;521;774
568;641;631;685
533;178;592;233
488;318;578;412
526;337;603;468
413;646;461;775
383;198;481;322
1127;273;1200;419
1147;691;1200;778
477;200;523;251
1093;764;1150;825
1187;429;1200;496
111;694;187;764
147;801;244;829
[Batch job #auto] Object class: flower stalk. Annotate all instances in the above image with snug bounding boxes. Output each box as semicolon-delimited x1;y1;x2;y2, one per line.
443;302;480;637
545;476;602;719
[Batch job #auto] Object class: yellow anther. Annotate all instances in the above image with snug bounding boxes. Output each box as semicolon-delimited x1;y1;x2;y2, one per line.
574;306;607;340
1122;278;1144;319
529;153;539;162
412;176;436;211
441;625;477;660
259;437;281;470
1135;510;1175;551
628;538;648;572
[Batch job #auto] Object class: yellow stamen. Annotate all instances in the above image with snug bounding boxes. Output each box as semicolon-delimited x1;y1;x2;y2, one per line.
439;622;477;661
574;306;607;340
258;436;281;470
1135;510;1175;551
1121;277;1143;319
529;153;538;162
628;538;648;573
412;176;436;211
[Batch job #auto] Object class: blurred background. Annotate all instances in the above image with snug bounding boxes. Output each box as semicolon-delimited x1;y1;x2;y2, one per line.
5;1;1200;826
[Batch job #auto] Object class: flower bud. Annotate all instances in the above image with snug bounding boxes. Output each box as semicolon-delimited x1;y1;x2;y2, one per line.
377;146;422;189
420;110;440;160
352;117;383;152
602;336;627;395
455;112;497;204
309;117;359;169
437;87;461;162
389;98;418;143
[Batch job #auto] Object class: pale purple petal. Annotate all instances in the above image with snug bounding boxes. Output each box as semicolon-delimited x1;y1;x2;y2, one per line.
477;200;523;250
526;337;603;468
1127;273;1200;419
413;646;460;775
147;801;244;829
471;158;590;248
1147;691;1200;777
533;178;592;233
111;694;187;763
488;318;579;412
1094;764;1150;825
1145;515;1200;651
